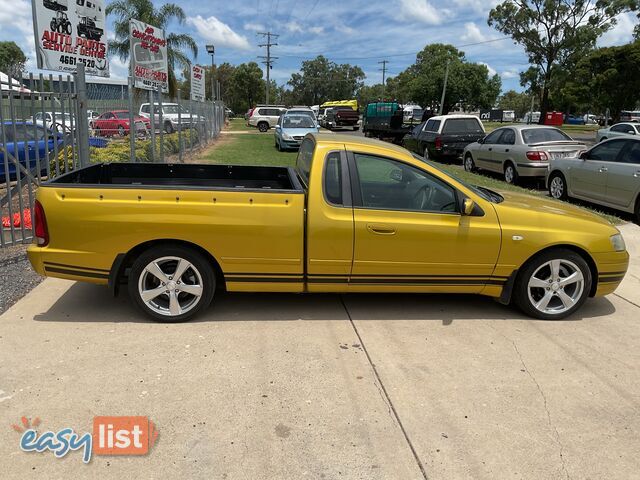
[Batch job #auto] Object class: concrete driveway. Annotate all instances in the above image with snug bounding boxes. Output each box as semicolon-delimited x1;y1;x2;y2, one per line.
1;224;639;479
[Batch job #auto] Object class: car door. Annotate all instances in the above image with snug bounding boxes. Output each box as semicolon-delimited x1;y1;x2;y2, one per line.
491;128;515;170
416;119;440;156
403;123;423;153
605;140;640;209
571;139;627;202
474;129;503;171
348;152;501;292
609;124;634;139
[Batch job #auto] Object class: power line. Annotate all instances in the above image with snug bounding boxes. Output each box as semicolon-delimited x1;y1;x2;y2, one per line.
302;0;321;21
258;31;279;104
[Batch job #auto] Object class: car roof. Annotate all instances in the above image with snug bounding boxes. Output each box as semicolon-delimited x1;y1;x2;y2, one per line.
495;124;561;130
428;114;481;121
311;132;410;155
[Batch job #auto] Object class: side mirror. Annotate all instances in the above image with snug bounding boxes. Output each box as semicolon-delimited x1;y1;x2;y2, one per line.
462;198;475;216
628;130;635;135
579;151;588;160
389;169;403;182
478;137;485;144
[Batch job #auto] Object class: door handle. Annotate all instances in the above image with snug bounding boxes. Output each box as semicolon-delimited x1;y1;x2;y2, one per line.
599;167;608;173
367;224;396;235
488;147;492;151
505;149;510;152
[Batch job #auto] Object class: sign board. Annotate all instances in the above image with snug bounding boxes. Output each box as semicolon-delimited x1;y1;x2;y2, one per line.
129;19;168;93
31;0;109;76
190;65;205;102
479;109;504;122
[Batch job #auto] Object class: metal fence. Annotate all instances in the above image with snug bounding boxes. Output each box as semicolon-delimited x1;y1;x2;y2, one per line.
1;71;225;248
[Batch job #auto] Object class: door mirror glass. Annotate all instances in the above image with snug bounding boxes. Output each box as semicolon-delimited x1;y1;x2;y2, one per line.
463;198;475;216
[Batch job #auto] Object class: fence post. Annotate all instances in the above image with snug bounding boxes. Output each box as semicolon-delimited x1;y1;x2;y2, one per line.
158;85;164;163
128;76;135;162
75;63;90;168
178;89;183;163
149;89;156;163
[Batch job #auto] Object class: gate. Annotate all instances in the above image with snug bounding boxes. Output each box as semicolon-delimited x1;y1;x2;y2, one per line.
1;71;225;248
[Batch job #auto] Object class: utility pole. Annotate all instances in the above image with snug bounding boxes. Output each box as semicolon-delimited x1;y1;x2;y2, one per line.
438;59;450;115
257;32;279;105
378;60;389;99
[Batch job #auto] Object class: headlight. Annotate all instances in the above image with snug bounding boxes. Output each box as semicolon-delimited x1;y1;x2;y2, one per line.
610;233;626;252
282;133;293;140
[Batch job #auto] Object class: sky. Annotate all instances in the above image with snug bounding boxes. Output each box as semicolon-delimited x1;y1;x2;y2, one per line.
1;0;638;93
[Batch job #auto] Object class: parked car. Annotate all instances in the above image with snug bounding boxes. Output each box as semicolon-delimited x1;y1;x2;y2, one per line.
285;107;316;121
274;113;319;151
402;114;485;162
403;105;423;124
547;137;640;222
93;110;151;137
28;133;628;322
0;122;63;181
87;110;100;128
596;122;639;143
32;111;75;133
247;105;287;132
463;125;586;185
139;103;196;134
324;106;359;131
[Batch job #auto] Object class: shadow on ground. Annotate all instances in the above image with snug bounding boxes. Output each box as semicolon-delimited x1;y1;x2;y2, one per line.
33;282;617;325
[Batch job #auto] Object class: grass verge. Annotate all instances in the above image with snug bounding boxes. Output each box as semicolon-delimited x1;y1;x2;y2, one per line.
227;118;257;132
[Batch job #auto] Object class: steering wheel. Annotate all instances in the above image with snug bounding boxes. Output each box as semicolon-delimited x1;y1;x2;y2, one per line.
413;184;435;210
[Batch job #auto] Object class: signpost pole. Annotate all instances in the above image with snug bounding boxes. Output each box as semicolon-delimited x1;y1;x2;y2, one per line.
75;63;90;168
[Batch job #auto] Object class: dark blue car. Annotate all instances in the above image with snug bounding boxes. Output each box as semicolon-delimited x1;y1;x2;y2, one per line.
0;121;64;182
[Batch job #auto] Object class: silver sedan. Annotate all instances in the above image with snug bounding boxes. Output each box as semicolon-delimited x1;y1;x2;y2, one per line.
463;125;586;184
596;122;639;143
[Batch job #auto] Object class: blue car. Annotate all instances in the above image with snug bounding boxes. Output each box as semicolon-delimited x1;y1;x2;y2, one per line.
274;113;320;151
0;122;64;181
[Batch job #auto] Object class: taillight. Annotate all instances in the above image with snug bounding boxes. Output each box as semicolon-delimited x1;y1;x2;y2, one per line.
435;136;442;149
526;151;549;161
248;108;255;117
33;200;49;246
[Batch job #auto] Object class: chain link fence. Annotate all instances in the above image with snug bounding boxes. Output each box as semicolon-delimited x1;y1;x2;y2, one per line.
1;72;225;248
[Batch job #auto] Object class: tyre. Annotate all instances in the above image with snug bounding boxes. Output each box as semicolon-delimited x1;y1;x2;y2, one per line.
258;122;269;132
423;146;430;161
504;162;518;185
95;127;102;137
127;245;215;322
513;249;592;320
64;22;71;35
548;172;568;200
353;126;359;131
50;21;56;31
276;138;282;151
600;137;607;143
464;154;476;172
118;125;125;137
635;196;640;225
164;121;174;134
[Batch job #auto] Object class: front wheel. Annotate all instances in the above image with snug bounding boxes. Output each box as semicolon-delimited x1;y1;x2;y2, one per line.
118;125;125;137
258;122;269;132
548;172;568;200
128;245;215;322
464;154;476;172
423;146;430;161
513;249;591;320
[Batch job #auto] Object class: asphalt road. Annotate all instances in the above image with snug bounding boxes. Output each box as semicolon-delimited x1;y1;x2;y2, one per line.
1;224;639;479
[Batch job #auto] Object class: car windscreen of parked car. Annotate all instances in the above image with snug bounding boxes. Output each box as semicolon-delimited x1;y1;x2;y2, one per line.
283;115;316;128
521;128;571;144
442;118;484;134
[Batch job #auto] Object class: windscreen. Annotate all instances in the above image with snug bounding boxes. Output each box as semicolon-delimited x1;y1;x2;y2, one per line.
283;115;316;128
441;118;484;134
522;128;571;144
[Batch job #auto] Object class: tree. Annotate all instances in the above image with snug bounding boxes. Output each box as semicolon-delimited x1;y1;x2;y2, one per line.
106;0;197;97
488;0;630;123
0;41;26;79
497;90;533;118
179;62;237;103
562;41;640;120
228;62;264;113
388;44;501;113
286;56;365;105
356;83;385;107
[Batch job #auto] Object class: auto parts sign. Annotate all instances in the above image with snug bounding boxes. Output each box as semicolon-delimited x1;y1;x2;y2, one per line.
130;19;168;93
31;0;109;77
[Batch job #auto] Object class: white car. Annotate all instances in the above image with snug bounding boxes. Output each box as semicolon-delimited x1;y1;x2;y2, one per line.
139;103;198;134
247;105;287;132
32;111;75;132
596;122;639;143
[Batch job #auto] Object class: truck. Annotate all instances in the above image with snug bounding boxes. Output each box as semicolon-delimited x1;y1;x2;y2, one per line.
362;102;410;143
323;106;359;131
28;133;628;322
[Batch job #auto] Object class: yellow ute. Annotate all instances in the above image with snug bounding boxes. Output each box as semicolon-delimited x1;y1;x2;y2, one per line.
28;133;628;322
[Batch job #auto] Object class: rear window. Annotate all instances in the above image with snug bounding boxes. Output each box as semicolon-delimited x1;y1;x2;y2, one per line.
442;118;484;134
324;152;343;205
296;138;315;186
522;128;571;144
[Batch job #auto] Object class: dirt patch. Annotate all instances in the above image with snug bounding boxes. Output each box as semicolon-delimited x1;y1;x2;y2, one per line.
186;132;237;163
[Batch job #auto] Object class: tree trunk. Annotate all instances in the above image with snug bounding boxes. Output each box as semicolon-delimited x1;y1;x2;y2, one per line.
538;68;552;125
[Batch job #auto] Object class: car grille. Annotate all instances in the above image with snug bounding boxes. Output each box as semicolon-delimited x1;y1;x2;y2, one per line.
292;136;304;141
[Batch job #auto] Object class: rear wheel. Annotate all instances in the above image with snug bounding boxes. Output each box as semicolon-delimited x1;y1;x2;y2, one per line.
504;162;518;185
513;249;591;320
464;154;476;172
548;172;568;200
353;126;359;131
164;121;174;134
258;122;269;132
128;245;215;322
423;146;430;161
118;125;125;137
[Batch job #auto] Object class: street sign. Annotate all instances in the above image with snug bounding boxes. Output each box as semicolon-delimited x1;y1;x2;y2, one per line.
129;19;168;93
190;65;205;102
31;0;109;77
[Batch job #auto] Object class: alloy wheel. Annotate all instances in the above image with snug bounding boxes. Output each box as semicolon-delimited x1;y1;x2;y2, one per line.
137;256;204;317
527;259;584;315
549;176;565;199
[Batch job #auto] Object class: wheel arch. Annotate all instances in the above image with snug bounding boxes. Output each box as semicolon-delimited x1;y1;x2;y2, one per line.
109;239;226;296
515;243;599;298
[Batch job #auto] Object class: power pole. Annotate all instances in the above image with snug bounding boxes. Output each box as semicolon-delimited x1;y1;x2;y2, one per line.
378;60;389;99
257;32;279;105
438;59;451;115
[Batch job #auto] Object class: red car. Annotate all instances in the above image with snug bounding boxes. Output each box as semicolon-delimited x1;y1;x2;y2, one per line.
92;110;151;137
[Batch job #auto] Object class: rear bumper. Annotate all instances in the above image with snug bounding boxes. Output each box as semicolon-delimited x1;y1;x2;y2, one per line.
516;162;549;177
27;246;110;285
592;250;630;297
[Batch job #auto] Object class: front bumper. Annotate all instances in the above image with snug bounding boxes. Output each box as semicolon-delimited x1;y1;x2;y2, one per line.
592;250;630;297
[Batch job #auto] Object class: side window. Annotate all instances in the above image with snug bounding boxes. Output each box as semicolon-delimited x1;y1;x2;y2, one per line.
621;141;640;165
610;124;628;133
257;109;266;116
588;140;627;162
483;129;503;144
141;105;149;114
423;120;433;132
324;152;343;206
354;154;457;213
499;129;515;145
431;120;441;132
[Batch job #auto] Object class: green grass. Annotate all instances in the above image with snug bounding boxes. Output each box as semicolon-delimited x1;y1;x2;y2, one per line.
227;118;256;132
202;131;298;166
482;121;599;136
198;131;626;225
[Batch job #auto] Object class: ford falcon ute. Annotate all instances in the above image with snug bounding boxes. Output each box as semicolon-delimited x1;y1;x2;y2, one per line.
27;133;628;322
